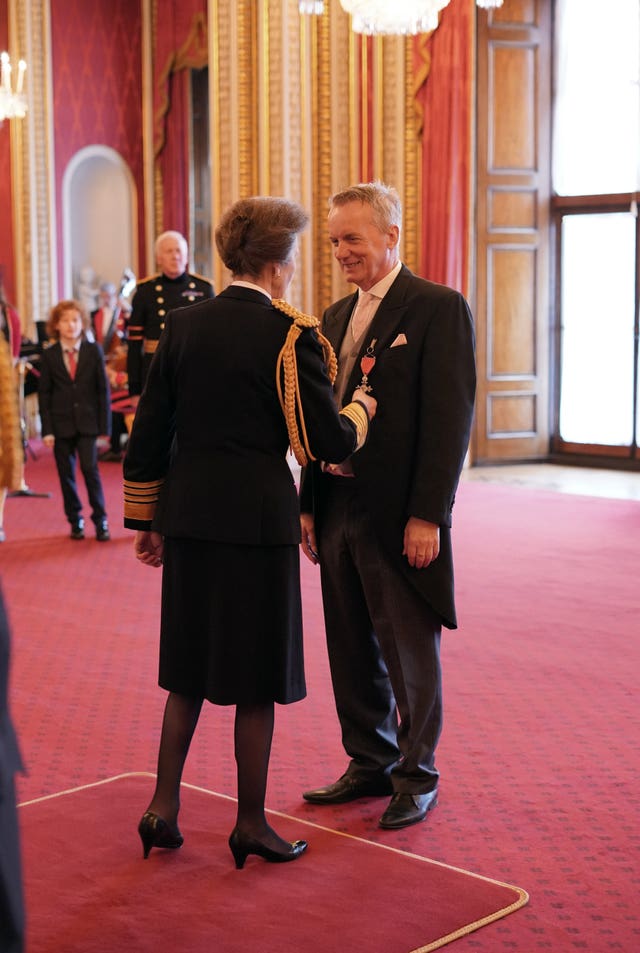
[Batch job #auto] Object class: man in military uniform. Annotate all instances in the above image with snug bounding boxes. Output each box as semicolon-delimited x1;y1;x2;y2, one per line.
127;231;214;400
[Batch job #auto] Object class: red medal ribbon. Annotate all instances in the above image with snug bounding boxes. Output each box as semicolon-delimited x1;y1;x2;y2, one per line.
360;355;376;376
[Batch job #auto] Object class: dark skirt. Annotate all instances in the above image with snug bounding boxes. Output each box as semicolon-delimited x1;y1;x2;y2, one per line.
159;537;306;705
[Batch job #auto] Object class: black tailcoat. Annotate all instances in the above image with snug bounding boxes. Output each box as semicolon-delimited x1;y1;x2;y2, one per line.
300;265;476;628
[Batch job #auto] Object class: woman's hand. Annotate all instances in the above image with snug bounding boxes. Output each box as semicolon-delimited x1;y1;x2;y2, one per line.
352;388;377;420
134;530;164;568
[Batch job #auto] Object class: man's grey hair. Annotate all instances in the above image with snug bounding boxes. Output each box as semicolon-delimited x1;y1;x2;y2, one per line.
328;181;402;234
155;230;188;258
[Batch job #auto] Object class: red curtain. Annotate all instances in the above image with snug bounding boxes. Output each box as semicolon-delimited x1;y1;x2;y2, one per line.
153;0;208;235
414;0;474;296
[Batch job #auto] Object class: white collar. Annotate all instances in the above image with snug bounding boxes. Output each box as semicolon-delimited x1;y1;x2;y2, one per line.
358;261;402;301
231;280;271;301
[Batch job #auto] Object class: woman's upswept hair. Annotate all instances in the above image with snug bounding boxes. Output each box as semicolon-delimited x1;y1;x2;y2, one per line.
215;196;309;278
46;300;90;340
328;181;402;234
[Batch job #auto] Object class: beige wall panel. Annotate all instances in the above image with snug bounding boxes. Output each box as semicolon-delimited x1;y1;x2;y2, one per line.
490;44;536;171
489;188;537;232
488;393;536;436
493;0;537;27
489;248;536;377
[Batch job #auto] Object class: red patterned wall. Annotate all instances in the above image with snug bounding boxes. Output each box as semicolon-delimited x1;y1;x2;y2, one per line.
0;0;16;304
50;0;145;290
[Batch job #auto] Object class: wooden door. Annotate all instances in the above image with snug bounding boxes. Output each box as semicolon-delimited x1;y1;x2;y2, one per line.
474;0;552;462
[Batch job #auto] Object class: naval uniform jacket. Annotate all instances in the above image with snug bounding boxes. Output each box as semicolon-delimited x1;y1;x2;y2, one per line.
38;339;111;438
127;271;214;396
300;264;476;629
123;286;366;544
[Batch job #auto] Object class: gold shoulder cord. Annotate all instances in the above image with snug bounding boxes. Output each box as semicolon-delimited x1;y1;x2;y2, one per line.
272;298;338;466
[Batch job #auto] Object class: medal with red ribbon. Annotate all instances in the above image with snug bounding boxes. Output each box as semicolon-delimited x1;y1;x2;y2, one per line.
358;338;377;393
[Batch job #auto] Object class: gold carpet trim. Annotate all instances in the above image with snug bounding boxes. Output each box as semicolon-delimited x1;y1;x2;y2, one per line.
19;772;528;953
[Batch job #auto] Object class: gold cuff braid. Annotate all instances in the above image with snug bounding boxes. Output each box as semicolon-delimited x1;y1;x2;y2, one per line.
339;401;369;452
273;298;338;467
123;478;164;523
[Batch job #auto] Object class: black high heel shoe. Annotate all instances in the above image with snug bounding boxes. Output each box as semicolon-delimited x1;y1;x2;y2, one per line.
228;827;308;870
138;811;184;859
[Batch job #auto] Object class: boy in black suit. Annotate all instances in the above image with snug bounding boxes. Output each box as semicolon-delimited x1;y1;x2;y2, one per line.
38;300;111;541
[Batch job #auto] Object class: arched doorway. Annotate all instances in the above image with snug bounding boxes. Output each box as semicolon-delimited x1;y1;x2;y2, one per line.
62;146;138;306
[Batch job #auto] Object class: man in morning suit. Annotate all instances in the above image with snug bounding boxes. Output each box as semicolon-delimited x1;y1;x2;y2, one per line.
300;182;476;830
126;231;214;401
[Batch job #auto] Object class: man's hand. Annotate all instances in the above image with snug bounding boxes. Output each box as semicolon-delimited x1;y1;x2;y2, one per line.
403;517;440;569
134;530;164;568
300;512;319;565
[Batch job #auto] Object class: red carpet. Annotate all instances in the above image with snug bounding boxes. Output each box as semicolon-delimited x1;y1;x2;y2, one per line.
3;444;639;950
20;773;527;953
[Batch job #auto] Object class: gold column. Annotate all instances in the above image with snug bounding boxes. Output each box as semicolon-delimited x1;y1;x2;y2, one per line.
207;1;420;302
403;35;420;273
10;0;56;331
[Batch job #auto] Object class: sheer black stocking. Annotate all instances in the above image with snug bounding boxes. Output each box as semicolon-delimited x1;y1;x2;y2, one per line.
233;702;292;851
146;691;203;830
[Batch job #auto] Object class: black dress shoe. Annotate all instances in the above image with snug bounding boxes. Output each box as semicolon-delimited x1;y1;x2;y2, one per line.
96;520;110;542
378;790;438;830
303;773;393;805
70;519;85;540
98;450;122;462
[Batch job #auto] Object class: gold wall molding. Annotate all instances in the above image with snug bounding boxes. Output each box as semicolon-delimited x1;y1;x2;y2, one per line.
403;35;420;274
10;0;56;332
208;0;421;310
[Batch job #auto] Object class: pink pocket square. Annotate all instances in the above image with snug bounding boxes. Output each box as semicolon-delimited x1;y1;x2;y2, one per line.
390;333;407;347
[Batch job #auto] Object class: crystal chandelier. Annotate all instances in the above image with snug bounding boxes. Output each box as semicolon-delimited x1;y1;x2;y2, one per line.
299;1;503;35
0;52;27;122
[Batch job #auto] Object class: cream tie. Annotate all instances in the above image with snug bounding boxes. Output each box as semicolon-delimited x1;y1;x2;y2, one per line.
351;291;377;341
